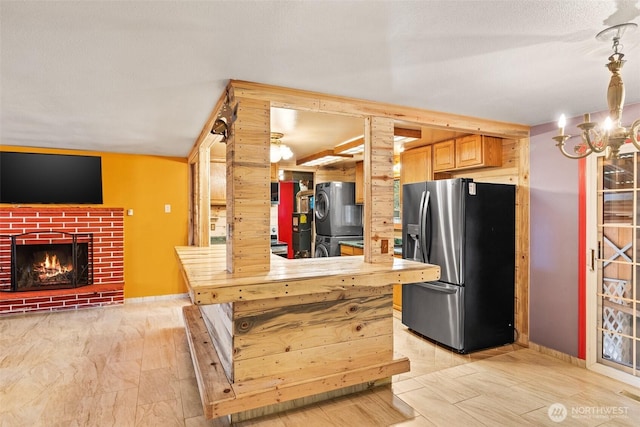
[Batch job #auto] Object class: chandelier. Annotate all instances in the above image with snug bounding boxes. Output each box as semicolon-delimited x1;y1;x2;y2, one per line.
553;23;640;159
270;132;293;163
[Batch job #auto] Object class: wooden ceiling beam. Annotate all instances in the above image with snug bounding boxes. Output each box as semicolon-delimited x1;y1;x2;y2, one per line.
394;127;421;138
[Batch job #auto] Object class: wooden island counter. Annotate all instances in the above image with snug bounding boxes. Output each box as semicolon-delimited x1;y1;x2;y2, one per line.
176;245;440;420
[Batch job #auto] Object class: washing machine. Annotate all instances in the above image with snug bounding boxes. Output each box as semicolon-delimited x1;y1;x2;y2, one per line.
314;235;363;257
314;182;363;237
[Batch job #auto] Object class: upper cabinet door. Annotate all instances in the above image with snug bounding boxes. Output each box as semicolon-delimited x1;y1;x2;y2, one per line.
400;145;433;185
433;140;455;172
455;134;484;168
455;135;502;170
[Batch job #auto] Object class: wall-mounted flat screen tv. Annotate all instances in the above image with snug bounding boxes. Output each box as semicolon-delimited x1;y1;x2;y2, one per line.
0;151;103;204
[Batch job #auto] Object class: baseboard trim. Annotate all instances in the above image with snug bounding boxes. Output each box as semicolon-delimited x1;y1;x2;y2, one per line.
125;293;189;304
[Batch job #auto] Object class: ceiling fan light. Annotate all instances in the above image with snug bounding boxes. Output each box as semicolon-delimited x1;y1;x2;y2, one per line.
280;145;293;160
270;144;283;163
270;132;294;163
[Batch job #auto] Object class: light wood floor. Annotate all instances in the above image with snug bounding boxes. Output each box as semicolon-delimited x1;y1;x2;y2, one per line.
1;296;640;426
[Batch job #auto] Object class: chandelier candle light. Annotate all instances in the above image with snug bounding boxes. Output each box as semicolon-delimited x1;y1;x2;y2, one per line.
554;23;640;160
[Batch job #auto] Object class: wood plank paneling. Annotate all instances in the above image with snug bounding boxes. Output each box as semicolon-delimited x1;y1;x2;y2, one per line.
233;294;392;337
183;304;235;419
315;166;356;184
225;96;271;274
516;137;530;344
364;116;395;264
198;145;210;247
176;245;440;304
233;285;393;312
228;80;529;139
234;334;394;382
196;290;395;390
233;315;392;361
199;303;234;380
214;359;409;419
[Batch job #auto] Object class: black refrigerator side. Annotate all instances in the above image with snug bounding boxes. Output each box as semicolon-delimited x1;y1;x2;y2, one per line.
462;181;516;352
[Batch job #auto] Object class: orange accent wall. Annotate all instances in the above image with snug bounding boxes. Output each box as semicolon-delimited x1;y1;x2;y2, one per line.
0;145;189;298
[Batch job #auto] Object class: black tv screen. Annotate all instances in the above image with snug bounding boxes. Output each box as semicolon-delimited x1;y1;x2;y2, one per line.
0;151;103;204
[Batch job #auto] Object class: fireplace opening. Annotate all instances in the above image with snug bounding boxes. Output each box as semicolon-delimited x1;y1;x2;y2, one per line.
8;232;93;291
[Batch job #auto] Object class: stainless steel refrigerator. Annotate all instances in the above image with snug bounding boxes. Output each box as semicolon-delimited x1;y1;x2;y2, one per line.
402;178;515;353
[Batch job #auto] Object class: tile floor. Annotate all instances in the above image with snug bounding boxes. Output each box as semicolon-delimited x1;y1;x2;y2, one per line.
1;296;640;426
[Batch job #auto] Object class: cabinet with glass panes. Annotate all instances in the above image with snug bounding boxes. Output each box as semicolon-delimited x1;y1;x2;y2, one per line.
597;152;639;374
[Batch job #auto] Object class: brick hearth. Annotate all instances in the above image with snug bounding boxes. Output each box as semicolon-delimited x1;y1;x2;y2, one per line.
0;207;124;315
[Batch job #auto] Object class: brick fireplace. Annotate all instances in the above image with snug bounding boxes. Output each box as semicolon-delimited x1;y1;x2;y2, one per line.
0;207;124;314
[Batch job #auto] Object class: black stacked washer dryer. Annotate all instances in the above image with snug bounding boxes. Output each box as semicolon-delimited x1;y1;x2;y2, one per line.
313;182;363;257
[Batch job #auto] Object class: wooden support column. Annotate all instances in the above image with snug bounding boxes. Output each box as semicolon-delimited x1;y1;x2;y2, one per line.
363;116;395;264
225;93;271;274
197;143;211;247
516;136;530;345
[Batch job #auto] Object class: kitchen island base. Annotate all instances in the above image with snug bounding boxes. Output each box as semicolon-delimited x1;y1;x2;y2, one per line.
183;288;409;421
176;246;440;421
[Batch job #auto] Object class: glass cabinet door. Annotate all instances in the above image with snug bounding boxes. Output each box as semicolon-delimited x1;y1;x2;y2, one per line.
597;153;639;375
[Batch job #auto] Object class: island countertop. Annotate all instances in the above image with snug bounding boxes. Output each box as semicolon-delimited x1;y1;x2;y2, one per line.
175;245;440;305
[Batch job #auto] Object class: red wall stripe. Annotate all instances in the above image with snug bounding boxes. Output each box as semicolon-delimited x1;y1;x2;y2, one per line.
578;158;586;359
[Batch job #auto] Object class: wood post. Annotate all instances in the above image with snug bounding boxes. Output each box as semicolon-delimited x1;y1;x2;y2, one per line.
363;116;395;264
225;92;271;274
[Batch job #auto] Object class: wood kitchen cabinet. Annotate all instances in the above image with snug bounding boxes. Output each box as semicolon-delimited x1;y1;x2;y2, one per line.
340;243;363;256
210;161;226;205
400;145;432;185
393;284;402;311
456;134;502;169
432;134;502;172
393;253;403;311
355;161;364;204
432;139;456;172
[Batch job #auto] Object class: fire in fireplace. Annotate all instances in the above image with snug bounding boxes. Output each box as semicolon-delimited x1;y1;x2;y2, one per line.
8;231;93;291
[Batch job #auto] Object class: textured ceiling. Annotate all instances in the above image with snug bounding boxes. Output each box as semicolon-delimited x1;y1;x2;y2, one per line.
1;1;640;158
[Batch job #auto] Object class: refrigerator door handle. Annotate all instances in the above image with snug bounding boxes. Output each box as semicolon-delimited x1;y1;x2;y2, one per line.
416;282;459;294
418;191;426;262
417;191;426;262
420;190;431;263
